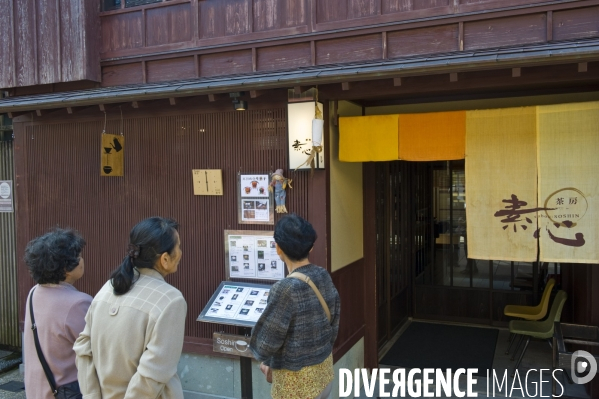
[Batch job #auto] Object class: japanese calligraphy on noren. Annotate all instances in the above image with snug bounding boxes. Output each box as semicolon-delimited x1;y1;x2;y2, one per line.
494;188;588;247
494;194;555;232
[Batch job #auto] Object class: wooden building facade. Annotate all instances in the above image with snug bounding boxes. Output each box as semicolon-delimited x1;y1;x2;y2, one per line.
1;0;599;397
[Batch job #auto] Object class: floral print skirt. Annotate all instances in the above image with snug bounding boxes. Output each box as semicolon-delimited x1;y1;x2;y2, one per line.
271;354;334;399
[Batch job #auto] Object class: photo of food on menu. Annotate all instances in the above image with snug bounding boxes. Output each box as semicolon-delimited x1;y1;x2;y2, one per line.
205;285;270;323
227;233;284;280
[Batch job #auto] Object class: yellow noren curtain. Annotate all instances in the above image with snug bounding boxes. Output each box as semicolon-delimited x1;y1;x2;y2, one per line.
339;115;399;162
466;107;538;261
398;111;466;161
537;102;599;264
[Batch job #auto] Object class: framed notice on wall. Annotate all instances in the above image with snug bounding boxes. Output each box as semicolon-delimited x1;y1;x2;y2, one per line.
237;173;274;225
225;230;285;281
0;180;13;212
197;281;273;328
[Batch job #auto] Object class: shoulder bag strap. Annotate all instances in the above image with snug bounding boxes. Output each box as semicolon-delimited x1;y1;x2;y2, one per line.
29;287;59;396
287;272;331;323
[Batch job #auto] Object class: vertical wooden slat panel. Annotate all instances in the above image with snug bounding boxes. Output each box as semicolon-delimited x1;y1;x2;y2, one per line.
37;0;61;83
101;11;143;53
317;0;348;23
146;3;192;47
253;0;278;31
285;0;306;28
199;1;224;39
413;0;449;10
60;0;81;82
348;0;380;19
383;0;412;14
0;139;19;347
13;0;36;87
225;0;251;36
15;108;315;342
0;0;16;88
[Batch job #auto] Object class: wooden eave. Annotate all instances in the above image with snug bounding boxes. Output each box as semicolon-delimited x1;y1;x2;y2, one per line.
1;39;599;114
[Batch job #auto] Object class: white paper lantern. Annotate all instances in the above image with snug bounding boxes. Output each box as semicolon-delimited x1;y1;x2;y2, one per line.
287;102;325;170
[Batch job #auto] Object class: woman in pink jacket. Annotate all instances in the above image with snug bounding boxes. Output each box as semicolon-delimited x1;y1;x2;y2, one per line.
23;228;92;399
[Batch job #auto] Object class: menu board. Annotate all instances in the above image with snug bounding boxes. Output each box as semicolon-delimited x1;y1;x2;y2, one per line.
225;230;285;281
237;173;274;225
240;174;269;198
197;281;273;328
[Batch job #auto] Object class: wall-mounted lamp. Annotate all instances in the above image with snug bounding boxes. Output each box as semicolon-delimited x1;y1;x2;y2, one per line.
230;92;248;111
288;101;325;171
233;100;248;111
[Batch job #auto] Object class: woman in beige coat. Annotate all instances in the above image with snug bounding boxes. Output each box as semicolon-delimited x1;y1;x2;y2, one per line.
74;217;187;399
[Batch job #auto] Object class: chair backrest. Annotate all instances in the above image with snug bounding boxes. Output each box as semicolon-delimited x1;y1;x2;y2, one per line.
537;278;556;317
540;290;568;333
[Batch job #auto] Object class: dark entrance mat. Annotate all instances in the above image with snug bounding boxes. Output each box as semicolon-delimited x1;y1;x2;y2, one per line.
380;322;498;376
0;381;25;392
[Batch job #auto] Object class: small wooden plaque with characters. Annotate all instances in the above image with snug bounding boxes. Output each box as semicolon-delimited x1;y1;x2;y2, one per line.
192;169;223;195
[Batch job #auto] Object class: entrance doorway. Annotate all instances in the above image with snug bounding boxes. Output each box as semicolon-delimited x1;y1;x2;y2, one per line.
375;160;560;350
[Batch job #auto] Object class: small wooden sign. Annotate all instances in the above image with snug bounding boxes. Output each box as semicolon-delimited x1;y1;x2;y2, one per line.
213;333;253;358
193;169;223;195
101;134;124;176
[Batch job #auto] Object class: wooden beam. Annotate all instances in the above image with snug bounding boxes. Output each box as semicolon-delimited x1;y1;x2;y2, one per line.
208;94;228;102
382;31;387;60
341;82;351;91
578;62;588;73
98;103;126;113
449;72;458;82
459;22;464;51
250;90;263;99
547;11;553;42
333;100;338;127
393;77;402;87
512;68;521;78
169;97;177;105
65;106;87;114
7;111;29;119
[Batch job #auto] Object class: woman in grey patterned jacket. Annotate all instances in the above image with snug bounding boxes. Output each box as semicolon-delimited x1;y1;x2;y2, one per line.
250;214;341;399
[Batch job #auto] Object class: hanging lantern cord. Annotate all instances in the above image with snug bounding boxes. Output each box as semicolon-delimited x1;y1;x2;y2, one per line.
102;111;107;134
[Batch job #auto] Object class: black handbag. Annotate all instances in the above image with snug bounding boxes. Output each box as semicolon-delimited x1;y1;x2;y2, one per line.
29;288;83;399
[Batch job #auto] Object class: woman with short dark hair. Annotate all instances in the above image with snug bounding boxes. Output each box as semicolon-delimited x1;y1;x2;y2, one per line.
250;214;341;399
23;228;92;399
74;217;187;399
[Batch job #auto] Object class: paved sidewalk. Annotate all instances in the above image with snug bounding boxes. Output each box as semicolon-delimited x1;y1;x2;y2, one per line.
0;369;25;399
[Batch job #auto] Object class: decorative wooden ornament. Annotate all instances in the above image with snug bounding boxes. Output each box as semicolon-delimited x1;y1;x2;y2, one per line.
101;133;124;176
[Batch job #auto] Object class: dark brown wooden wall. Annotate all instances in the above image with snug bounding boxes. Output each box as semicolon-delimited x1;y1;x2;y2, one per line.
4;0;599;93
95;0;599;88
13;100;362;358
12;102;358;358
0;0;101;89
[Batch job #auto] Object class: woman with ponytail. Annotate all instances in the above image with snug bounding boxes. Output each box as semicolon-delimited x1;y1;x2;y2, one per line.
74;217;186;399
